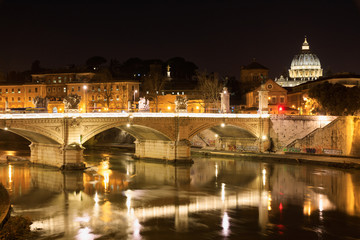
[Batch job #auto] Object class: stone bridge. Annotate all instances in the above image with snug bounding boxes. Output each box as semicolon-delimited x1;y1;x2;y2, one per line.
0;113;270;169
1;113;354;169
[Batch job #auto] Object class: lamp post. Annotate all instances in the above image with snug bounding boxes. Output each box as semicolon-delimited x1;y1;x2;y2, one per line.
83;85;88;113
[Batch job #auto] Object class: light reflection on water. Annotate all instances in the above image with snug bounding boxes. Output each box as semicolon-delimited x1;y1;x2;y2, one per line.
1;149;360;239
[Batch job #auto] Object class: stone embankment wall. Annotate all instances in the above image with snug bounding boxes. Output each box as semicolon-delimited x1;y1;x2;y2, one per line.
287;116;360;156
270;115;338;150
0;184;11;229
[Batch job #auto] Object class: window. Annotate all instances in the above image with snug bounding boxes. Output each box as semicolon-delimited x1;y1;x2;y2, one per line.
53;87;56;92
18;89;21;93
47;88;51;93
59;80;62;83
122;86;126;91
271;97;276;104
255;97;259;103
63;87;67;93
12;89;14;93
132;86;134;91
92;86;95;92
18;97;21;102
92;96;95;101
116;95;119;100
0;89;2;94
58;87;61;92
29;97;31;102
53;80;56;83
280;96;285;103
116;85;119;91
98;87;101;92
72;87;74;92
5;89;8;93
11;97;14;102
29;89;31;93
35;88;38;93
78;86;80;92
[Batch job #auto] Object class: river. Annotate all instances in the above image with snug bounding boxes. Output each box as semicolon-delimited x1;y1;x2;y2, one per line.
1;143;360;239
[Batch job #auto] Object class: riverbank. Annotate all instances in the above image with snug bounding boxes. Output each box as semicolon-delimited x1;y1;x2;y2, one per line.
0;184;11;230
192;148;360;169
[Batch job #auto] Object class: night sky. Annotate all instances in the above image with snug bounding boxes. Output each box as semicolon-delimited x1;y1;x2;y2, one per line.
0;0;359;79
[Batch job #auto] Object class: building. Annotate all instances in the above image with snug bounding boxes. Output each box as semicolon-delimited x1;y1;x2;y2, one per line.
0;71;140;113
240;59;269;83
245;79;297;114
276;37;323;87
287;73;360;115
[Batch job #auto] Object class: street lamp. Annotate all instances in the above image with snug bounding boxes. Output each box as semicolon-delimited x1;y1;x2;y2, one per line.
83;85;88;113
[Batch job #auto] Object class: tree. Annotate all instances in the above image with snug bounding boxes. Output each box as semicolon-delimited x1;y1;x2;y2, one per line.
92;83;122;111
196;71;224;112
142;70;167;112
308;81;360;116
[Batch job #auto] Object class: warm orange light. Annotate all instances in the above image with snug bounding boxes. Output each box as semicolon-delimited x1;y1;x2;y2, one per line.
167;106;171;110
196;106;199;110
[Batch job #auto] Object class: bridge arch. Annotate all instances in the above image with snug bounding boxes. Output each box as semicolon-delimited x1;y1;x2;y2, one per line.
0;121;63;145
81;121;172;144
188;121;259;140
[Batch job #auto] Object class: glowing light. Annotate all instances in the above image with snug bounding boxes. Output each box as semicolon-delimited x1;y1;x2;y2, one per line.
83;85;87;90
221;183;225;202
215;134;218;138
262;135;267;140
127;123;131;127
76;227;100;240
215;163;218;178
279;203;283;211
262;168;266;186
319;195;323;212
94;192;99;204
4;127;8;130
125;190;132;214
98;160;112;192
196;106;199;110
221;123;225;128
222;212;230;237
8;165;12;183
167;106;171;110
303;199;312;216
133;218;142;239
268;193;272;211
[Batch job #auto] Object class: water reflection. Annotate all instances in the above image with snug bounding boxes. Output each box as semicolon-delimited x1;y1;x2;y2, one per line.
1;151;360;239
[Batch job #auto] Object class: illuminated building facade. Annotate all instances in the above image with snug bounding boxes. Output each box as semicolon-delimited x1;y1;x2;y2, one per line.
0;72;139;113
276;37;323;87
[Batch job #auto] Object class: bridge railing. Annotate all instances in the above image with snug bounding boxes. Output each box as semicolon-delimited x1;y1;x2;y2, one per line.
0;112;270;119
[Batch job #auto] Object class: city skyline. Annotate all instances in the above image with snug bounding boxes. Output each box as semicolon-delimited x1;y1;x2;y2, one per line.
0;0;359;79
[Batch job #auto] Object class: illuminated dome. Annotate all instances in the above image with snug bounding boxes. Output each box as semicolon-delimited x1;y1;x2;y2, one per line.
288;37;323;81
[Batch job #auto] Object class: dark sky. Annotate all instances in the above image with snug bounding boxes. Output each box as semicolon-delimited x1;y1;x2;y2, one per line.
0;0;359;79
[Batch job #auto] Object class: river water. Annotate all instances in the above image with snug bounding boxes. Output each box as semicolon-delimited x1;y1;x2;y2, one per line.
1;144;360;239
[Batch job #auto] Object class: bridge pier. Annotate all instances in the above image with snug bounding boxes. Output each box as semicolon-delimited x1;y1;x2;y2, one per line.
134;139;192;163
30;143;85;170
